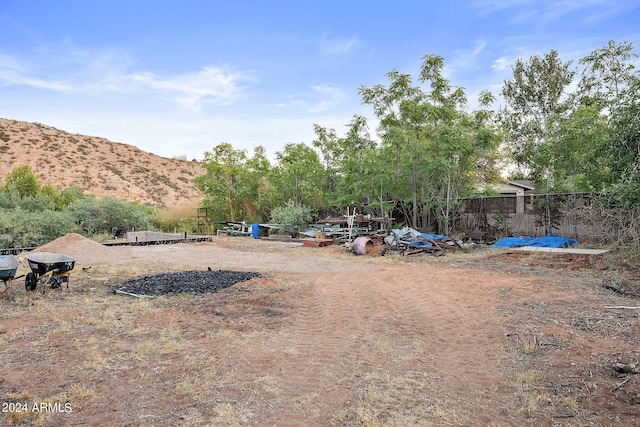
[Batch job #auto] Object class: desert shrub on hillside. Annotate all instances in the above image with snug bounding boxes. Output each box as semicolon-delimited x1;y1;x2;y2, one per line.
0;165;157;245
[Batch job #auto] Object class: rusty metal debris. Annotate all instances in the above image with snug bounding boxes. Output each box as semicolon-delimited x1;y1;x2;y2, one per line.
380;227;464;257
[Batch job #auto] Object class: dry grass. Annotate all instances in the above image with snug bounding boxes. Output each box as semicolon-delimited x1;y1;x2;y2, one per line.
2;242;640;426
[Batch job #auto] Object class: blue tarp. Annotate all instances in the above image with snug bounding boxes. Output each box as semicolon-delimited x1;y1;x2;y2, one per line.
408;240;433;249
492;233;578;248
389;228;453;250
420;233;447;240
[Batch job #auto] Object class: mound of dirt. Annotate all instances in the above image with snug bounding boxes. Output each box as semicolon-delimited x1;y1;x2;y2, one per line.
33;233;113;265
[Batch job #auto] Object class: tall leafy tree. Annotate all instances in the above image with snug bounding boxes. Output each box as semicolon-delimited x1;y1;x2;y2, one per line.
579;40;637;108
500;50;577;188
359;54;500;232
244;145;272;221
314;115;390;216
335;116;390;213
601;75;640;208
544;40;640;207
195;143;250;221
546;105;611;192
360;64;432;228
580;41;639;188
312;123;343;200
268;142;324;208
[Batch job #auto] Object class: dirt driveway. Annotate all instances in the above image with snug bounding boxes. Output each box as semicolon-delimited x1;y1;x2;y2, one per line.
1;234;639;426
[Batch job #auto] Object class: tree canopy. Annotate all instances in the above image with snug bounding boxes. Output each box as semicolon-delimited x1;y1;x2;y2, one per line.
194;41;638;233
0;164;156;247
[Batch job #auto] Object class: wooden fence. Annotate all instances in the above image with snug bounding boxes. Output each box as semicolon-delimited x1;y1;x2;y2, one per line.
457;193;599;242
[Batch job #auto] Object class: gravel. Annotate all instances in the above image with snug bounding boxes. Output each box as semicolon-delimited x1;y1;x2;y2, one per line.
113;269;262;296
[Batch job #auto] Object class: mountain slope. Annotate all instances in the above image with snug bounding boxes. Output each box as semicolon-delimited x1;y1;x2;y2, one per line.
0;118;205;208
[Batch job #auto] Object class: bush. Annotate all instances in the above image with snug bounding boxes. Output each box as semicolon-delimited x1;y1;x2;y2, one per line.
269;201;314;236
66;196;154;237
0;164;156;246
4;209;79;247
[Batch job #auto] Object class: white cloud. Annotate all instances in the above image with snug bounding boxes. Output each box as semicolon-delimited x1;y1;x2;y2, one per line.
472;41;487;58
447;40;488;76
128;66;255;110
0;53;26;73
0;48;255;110
289;84;347;113
320;34;362;55
0;70;74;91
474;0;634;28
0;52;75;90
473;0;534;15
491;56;513;71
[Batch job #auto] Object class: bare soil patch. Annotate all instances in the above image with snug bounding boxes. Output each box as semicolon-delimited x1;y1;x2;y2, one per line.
1;235;639;426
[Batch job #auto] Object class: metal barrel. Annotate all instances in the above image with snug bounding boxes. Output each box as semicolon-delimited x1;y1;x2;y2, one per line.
353;236;374;255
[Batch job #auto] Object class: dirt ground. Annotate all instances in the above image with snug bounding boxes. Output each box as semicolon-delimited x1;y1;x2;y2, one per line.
1;234;639;426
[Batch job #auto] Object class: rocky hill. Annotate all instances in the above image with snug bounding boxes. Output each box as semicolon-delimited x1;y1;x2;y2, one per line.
0;118;205;209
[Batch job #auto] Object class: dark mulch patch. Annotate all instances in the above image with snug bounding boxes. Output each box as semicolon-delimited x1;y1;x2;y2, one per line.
113;269;261;296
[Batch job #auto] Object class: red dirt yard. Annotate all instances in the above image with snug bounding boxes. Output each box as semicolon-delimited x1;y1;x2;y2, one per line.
1;234;639;426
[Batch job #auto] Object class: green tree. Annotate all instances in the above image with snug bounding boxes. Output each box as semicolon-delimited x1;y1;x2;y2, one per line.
195;143;250;222
500;50;577;188
546;104;611;192
578;40;639;207
15;193;56;212
579;40;637;108
195;143;272;223
66;196;153;237
359;65;431;228
269;142;325;208
97;197;153;237
314;115;390;216
601;76;640;208
331;116;388;213
359;54;500;233
56;186;86;210
312;123;343;199
243;145;272;221
0;207;79;248
3;164;41;198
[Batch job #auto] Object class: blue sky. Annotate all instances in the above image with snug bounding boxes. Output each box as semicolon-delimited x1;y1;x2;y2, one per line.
0;1;638;161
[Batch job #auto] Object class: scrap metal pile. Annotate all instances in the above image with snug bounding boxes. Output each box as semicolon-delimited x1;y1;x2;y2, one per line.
382;227;463;256
307;210;464;257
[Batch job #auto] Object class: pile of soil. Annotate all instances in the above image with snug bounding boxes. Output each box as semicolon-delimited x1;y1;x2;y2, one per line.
113;269;262;296
33;233;113;265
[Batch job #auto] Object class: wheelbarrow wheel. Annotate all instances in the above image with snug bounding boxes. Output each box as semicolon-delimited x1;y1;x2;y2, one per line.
25;272;37;291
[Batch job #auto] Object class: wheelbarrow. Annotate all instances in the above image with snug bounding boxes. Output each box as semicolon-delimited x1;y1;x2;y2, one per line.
1;254;22;301
24;252;89;294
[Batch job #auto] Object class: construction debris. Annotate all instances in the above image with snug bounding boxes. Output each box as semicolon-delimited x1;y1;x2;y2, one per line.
382;227;463;257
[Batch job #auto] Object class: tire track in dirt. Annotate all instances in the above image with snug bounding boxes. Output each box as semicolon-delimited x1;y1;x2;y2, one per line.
223;263;537;425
